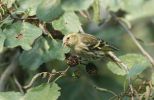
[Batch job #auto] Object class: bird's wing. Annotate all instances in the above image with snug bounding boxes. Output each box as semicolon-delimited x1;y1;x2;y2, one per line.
79;33;118;51
79;33;98;47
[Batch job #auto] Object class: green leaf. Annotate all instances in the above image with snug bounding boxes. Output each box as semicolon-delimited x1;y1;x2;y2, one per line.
0;16;13;28
100;0;154;22
3;22;42;50
62;0;94;11
45;38;70;60
19;37;69;70
16;0;43;16
52;12;81;34
0;29;6;52
36;0;64;21
0;92;22;100
24;83;61;100
107;54;151;76
128;64;149;78
100;0;145;12
57;76;120;100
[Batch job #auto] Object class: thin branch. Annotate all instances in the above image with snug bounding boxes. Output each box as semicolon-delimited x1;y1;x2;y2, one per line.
13;75;24;94
107;51;129;73
23;67;69;89
0;50;20;91
23;72;47;89
94;85;118;97
111;13;154;67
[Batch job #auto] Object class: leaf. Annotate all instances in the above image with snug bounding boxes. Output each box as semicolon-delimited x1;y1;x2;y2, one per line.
100;0;145;12
24;83;61;100
45;38;70;61
3;21;42;50
128;64;148;78
52;12;81;34
57;76;121;100
36;0;64;21
107;54;151;76
16;0;43;16
0;92;22;100
125;0;154;22
62;0;94;11
0;16;13;27
100;0;154;22
19;37;69;70
0;29;6;52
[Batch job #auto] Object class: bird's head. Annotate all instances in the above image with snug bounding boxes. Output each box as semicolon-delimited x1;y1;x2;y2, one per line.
63;33;79;47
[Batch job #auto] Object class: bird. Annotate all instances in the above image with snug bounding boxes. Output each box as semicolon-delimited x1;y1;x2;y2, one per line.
63;32;129;72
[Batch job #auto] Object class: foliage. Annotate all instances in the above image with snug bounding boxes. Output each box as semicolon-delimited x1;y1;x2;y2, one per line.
0;0;154;100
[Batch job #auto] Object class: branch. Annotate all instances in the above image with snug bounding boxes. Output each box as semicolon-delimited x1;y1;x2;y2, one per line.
13;75;24;94
111;13;154;67
94;86;118;97
0;50;20;91
23;67;69;89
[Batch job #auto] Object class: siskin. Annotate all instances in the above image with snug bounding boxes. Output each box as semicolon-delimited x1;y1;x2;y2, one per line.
63;32;128;71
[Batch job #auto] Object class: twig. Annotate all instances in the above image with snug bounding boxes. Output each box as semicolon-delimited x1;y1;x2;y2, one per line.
23;72;51;89
13;75;24;94
94;85;118;97
39;23;49;35
107;52;135;99
111;13;154;67
0;50;20;91
107;51;129;73
53;66;70;82
23;67;69;89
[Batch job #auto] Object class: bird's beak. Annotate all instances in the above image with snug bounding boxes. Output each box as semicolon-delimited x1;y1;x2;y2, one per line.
62;42;67;47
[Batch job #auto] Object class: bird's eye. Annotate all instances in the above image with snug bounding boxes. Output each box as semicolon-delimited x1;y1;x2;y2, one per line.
66;37;70;40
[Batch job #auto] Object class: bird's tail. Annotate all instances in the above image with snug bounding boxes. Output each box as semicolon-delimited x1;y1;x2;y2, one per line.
106;51;129;73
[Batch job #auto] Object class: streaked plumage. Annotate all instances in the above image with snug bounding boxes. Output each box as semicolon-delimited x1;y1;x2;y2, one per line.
63;32;129;72
63;32;118;60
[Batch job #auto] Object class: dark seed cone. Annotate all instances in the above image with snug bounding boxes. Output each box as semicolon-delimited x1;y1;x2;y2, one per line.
65;54;79;67
86;63;97;75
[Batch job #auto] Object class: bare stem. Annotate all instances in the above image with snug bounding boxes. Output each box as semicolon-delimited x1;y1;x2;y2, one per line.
23;67;69;89
94;85;118;97
107;51;129;73
13;75;24;94
111;13;154;67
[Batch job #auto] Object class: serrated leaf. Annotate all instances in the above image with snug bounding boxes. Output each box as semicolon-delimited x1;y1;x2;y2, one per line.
24;83;60;100
3;22;42;50
52;12;81;34
19;37;69;70
0;92;22;100
16;0;43;16
0;29;6;52
36;0;64;21
62;0;94;11
107;54;151;76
